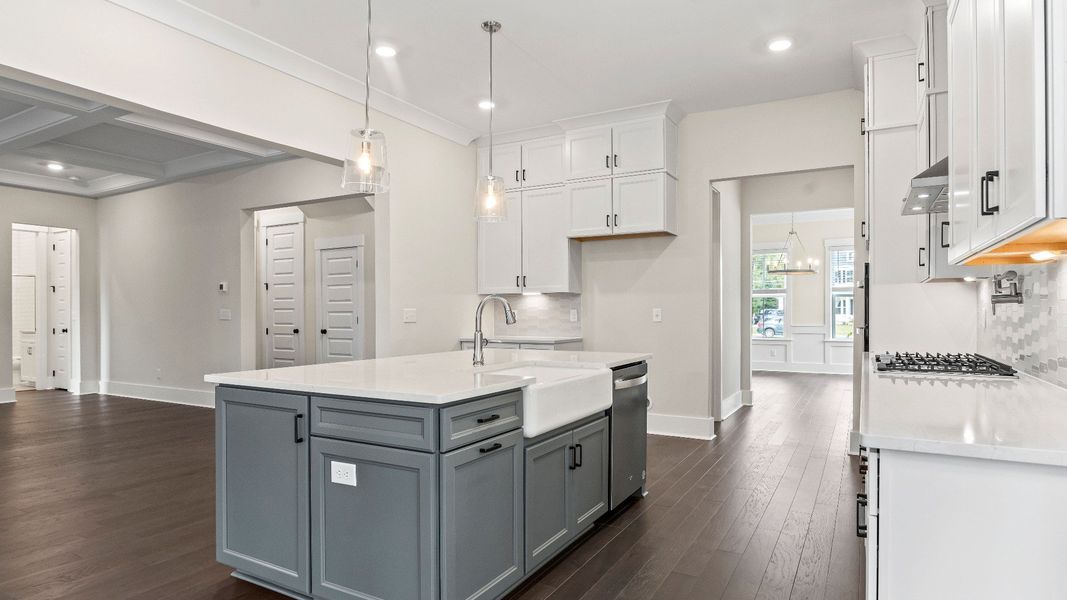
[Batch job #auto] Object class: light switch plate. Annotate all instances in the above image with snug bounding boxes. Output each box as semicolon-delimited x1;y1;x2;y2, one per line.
570;309;579;322
652;308;663;322
402;308;417;323
218;308;232;321
331;461;357;487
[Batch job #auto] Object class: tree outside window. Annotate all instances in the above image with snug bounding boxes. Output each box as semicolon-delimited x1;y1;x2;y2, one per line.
752;251;786;338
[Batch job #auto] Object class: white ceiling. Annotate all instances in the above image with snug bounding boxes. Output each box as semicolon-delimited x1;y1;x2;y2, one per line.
0;77;288;198
124;0;917;138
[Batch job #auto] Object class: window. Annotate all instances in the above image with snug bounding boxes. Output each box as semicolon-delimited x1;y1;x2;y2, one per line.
752;250;786;338
827;244;855;339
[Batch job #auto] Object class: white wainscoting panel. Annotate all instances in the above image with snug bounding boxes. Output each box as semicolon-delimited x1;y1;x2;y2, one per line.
752;324;852;374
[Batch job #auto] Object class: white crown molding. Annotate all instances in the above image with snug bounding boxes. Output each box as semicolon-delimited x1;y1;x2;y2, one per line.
106;0;479;146
474;124;564;148
554;100;685;131
751;208;855;225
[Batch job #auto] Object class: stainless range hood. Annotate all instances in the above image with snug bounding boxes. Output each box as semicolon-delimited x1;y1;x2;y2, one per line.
900;157;949;215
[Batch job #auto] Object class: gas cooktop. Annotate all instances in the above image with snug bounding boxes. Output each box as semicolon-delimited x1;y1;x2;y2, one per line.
875;352;1017;377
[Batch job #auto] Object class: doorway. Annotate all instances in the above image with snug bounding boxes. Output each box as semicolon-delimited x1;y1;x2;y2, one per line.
12;224;79;392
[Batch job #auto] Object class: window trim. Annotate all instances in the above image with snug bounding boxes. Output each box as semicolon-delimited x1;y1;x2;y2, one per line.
824;238;855;341
752;242;790;339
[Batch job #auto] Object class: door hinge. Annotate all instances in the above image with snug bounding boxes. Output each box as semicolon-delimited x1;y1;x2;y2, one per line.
860;117;866;136
265;328;269;335
52;370;56;377
356;316;359;324
52;243;56;251
264;282;269;291
265;238;269;246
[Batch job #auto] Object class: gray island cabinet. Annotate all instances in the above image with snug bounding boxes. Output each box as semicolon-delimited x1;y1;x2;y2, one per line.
214;374;640;600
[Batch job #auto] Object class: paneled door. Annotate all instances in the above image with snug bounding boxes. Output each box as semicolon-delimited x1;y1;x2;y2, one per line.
316;244;363;363
947;0;976;262
521;187;574;293
48;229;71;390
264;223;305;368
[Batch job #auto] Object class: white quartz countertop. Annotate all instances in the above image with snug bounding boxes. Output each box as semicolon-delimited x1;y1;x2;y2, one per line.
204;349;650;404
859;354;1067;466
457;335;583;344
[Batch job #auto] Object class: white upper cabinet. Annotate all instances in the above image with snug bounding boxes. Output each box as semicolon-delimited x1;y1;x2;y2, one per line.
611;118;667;175
521;137;566;188
866;51;918;130
947;0;1052;264
565;127;613;180
612;173;676;235
477;137;565;190
567;179;613;238
477;191;523;294
521;187;580;293
477;187;581;295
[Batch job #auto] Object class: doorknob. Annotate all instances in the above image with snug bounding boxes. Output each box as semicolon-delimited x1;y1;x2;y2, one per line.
61;328;68;333
320;329;327;335
293;328;300;334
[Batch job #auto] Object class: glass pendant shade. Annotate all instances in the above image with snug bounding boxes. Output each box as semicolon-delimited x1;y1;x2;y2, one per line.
475;174;507;222
342;128;389;194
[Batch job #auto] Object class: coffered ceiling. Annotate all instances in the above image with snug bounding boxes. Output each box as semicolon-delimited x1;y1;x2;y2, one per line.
0;77;288;198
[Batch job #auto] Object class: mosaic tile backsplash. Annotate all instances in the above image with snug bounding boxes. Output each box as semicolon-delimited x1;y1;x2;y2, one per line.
492;293;582;338
977;257;1067;389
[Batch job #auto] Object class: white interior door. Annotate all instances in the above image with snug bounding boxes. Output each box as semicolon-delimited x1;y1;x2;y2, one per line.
264;223;305;368
317;245;363;363
48;230;71;390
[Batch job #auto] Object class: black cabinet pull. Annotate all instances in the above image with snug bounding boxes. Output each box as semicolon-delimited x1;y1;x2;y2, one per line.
613;154;618;168
860;220;867;238
606;214;610;228
294;414;304;444
940;221;950;249
320;328;327;335
575;443;583;467
479;442;503;454
614;214;619;227
521;168;526;181
568;445;577;470
522;275;526;287
476;413;501;424
856;493;868;538
605;155;610;168
918;61;926;83
918;247;926;267
515;170;520;182
981;171;1000;216
516;275;520;288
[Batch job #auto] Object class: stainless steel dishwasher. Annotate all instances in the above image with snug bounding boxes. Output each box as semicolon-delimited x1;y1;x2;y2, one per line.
610;362;648;509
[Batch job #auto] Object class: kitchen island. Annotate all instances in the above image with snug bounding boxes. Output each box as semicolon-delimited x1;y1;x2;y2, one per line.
205;349;650;600
856;354;1067;600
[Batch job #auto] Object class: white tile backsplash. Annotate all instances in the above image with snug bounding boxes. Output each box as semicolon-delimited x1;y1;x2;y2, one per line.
977;257;1067;388
492;294;582;338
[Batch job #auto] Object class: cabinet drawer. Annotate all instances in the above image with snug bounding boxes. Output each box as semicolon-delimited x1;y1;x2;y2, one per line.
311;397;436;452
440;391;523;452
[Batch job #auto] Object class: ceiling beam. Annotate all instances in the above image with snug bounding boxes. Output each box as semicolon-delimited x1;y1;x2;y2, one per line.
21;141;165;179
0;105;127;155
114;113;284;158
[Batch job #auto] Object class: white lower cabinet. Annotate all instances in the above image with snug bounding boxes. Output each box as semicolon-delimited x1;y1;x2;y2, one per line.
567;173;676;239
862;448;1067;599
477;187;580;295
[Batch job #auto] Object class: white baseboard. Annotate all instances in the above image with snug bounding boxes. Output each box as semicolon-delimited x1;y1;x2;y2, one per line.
752;363;852;375
849;430;861;455
741;389;753;406
0;387;14;404
100;381;215;408
719;390;745;422
76;380;100;395
648;412;716;441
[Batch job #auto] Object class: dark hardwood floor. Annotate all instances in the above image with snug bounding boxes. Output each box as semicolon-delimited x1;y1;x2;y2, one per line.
0;372;862;600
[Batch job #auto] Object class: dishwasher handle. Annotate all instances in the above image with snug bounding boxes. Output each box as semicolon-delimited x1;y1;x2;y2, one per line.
614;374;647;390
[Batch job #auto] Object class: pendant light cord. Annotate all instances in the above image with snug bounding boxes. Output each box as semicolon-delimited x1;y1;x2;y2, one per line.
364;0;372;132
487;23;494;174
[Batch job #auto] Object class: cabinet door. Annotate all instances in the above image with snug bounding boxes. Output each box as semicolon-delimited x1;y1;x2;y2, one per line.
565;126;612;180
917;215;931;283
441;430;524;600
611;118;665;175
567;179;613;238
928;5;949;92
972;0;1000;249
216;387;310;594
948;0;977;263
997;0;1046;238
521;137;565;188
311;438;436;600
477;191;523;295
929;92;949;164
478;143;523;189
524;431;574;572
522;187;578;293
613;172;669;235
867;51;919;129
917;23;929;112
570;417;610;531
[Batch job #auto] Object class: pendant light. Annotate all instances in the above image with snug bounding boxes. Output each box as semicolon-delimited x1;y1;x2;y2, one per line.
475;20;506;222
768;213;820;276
342;0;389;194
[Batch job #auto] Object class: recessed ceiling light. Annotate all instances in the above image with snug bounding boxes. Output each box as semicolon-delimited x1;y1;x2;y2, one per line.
67;176;80;181
46;162;64;172
478;100;495;110
1030;250;1057;262
911;206;923;211
918;193;930;199
374;45;397;57
768;38;793;52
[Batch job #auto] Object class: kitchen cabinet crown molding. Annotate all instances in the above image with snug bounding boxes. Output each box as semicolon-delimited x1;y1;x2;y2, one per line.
553;100;684;131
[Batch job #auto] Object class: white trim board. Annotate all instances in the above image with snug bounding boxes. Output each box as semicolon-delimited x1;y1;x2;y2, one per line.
105;0;478;145
752;364;852;375
0;388;15;404
100;381;215;407
719;390;746;422
648;412;716;441
314;235;364;251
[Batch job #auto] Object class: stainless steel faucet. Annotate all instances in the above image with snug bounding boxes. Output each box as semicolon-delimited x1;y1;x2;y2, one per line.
991;270;1023;315
473;295;517;366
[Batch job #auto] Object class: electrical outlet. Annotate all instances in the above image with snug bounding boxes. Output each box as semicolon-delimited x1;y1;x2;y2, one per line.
769;348;778;358
218;308;232;321
652;308;663;322
570;309;579;322
402;308;417;323
155;368;162;380
331;461;357;487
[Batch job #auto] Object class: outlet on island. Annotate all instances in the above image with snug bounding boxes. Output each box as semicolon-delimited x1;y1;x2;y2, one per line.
331;461;357;487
